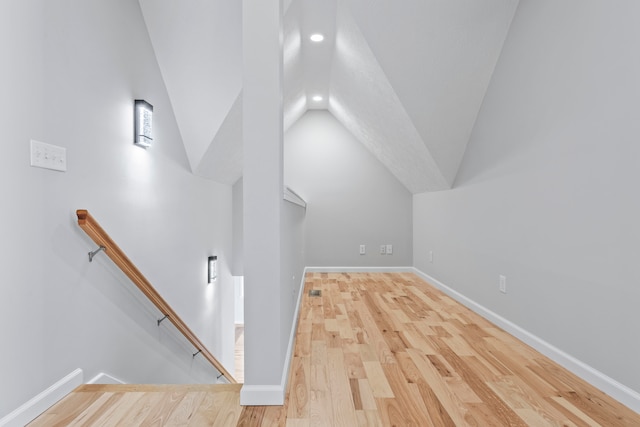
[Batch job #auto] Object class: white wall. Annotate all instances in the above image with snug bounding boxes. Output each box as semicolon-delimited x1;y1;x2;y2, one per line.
234;276;245;325
232;179;244;325
231;178;244;277
242;0;295;405
414;0;640;396
280;199;306;356
0;0;235;418
285;110;412;267
0;0;47;418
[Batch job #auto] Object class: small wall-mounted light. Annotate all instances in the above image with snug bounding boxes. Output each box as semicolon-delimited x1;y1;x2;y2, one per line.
134;99;153;148
208;255;217;283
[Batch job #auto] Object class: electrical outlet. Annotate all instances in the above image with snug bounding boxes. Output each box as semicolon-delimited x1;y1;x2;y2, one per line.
359;244;366;255
380;245;386;255
386;244;393;254
499;275;506;293
429;251;433;263
30;139;67;172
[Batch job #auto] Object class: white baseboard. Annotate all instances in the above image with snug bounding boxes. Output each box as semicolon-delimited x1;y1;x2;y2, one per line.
0;369;83;427
87;372;125;385
411;268;640;414
305;266;414;273
240;271;307;406
239;385;285;406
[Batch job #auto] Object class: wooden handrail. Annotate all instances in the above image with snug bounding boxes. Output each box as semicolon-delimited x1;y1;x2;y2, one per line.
76;209;236;384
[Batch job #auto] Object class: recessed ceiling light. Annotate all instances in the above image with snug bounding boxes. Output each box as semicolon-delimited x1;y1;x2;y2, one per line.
312;95;323;102
310;34;324;42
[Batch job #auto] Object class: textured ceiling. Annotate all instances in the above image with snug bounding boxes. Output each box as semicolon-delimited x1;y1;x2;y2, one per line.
138;0;519;193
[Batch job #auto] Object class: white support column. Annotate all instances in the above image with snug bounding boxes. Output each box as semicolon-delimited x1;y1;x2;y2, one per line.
241;0;285;405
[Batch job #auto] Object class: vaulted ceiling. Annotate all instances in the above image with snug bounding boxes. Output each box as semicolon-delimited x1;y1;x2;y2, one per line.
138;0;519;193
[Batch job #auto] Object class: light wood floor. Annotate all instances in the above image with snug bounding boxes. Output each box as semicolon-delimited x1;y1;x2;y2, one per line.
27;384;244;426
30;272;640;426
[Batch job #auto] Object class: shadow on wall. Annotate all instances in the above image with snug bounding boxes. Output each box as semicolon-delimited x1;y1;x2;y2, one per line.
234;276;244;324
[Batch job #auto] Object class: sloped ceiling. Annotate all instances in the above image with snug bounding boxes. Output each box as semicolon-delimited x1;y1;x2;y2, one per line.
139;0;519;193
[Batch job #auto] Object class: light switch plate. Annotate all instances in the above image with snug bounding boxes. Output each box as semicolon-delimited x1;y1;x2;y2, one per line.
31;139;67;172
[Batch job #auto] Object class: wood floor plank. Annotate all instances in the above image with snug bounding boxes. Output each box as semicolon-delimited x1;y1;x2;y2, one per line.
487;376;576;427
337;315;355;341
356;378;379;411
293;331;311;357
112;388;168;426
28;389;107;426
237;405;284;427
286;356;310;420
396;350;460;426
327;347;359;426
349;378;363;410
343;349;366;379
375;397;415;426
407;348;470;426
382;363;435;425
356;409;384;427
439;347;529;426
362;361;395;398
308;363;335;426
138;389;188;426
210;390;244;426
548;395;602;427
401;324;438;354
164;391;208;425
356;299;396;364
415;380;458;427
86;392;146;427
285;418;309;427
67;392;118;427
185;390;223;426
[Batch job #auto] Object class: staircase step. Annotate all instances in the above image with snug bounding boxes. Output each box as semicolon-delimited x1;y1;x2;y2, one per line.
29;383;244;426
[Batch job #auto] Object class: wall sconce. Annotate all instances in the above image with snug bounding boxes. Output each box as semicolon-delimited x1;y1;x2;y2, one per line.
134;99;153;148
208;255;217;283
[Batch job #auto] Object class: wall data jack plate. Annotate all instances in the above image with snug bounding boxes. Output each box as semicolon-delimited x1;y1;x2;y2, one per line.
30;139;67;172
